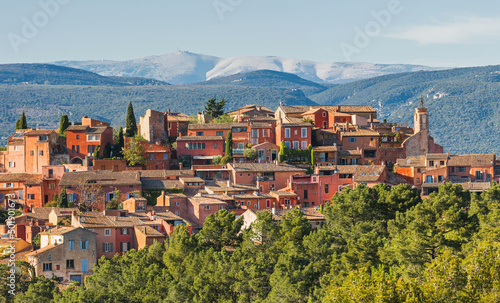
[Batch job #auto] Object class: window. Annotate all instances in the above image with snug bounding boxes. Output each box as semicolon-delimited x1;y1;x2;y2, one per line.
262;129;269;137
285;128;291;138
475;171;484;180
137;202;146;211
322;112;327;117
438;175;444;182
8;162;15;167
159;115;162;122
426;176;434;183
285;199;291;205
348;138;357;143
214;142;217;149
323;121;327;128
266;200;271;208
69;240;74;250
293;141;299;149
81;259;88;272
28;194;35;199
30;150;34;156
38;150;43;156
429;160;434;167
301;128;307;138
121;228;129;235
5;183;14;188
285;141;291;149
450;167;455;173
196;132;204;136
301;141;307;149
66;259;74;269
76;145;80;153
175;211;181;216
39;136;48;141
103;243;113;252
251;138;258;145
440;161;445;166
76;135;80;139
150;154;155;160
14;146;19;151
325;184;329;194
204;205;211;210
304;190;308;199
105;229;111;236
80;240;89;250
251;129;259;138
121;242;130;252
49;184;55;189
175;201;180;206
72;145;75;153
457;167;467;173
417;168;421;173
216;131;223;136
43;263;52;271
218;205;223;210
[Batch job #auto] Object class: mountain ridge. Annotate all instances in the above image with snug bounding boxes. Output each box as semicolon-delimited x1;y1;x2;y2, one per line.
53;51;440;85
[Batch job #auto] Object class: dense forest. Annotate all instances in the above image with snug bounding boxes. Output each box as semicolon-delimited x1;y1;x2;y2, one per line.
2;182;500;302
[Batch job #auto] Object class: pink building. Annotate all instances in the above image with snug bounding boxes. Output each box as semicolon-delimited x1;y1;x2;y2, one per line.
176;135;225;165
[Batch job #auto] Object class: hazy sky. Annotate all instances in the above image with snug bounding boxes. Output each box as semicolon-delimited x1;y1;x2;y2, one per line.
1;0;500;67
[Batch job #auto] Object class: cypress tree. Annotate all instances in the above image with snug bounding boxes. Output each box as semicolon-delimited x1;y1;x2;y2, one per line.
58;187;68;208
93;145;100;159
225;131;233;159
19;111;28;129
103;142;112;158
15;119;21;130
117;126;125;157
125;101;137;137
59;114;70;137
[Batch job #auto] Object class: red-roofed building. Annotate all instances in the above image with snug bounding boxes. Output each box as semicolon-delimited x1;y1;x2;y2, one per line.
66;116;113;164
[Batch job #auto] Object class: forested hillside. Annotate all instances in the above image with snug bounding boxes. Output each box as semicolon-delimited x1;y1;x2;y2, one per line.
2;182;500;302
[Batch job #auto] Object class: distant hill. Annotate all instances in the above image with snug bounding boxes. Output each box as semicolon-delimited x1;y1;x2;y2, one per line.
52;51;439;85
0;63;498;154
308;66;500;154
0;64;168;86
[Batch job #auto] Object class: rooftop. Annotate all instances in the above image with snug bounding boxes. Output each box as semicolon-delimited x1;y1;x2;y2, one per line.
59;171;141;187
230;163;307;173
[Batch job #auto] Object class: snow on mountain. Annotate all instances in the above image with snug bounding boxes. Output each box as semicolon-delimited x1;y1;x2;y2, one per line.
53;51;439;85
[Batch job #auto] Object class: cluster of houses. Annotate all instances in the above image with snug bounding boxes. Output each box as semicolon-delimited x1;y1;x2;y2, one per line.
1;100;499;284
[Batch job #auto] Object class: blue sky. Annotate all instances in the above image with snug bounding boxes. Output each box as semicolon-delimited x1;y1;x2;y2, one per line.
1;0;500;67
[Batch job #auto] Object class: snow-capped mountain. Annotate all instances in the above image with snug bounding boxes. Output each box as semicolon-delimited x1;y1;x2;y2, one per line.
53;51;439;85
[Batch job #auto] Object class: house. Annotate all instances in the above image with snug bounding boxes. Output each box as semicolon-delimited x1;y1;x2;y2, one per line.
0;129;66;174
176;135;225;166
25;227;97;284
0;173;41;209
24;166;66;208
166;110;190;138
252;142;280;163
138;109;167;143
59;171;142;210
287;174;340;208
227;105;275;121
240;207;325;231
65;116;113;164
233;192;276;210
313;145;339;166
275;122;312;150
192;165;232;181
228;162;307;193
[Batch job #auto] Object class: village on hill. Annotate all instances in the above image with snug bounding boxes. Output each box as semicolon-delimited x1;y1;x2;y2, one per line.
1;97;499;287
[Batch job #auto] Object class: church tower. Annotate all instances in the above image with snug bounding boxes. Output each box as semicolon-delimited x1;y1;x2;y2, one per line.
412;97;429;155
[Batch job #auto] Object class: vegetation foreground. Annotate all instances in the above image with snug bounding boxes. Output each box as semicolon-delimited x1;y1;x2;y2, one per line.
2;182;500;303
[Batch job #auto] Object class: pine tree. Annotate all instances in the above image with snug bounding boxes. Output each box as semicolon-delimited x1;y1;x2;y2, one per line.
125;101;137;137
103;142;112;158
58;187;68;208
59;114;70;137
225;131;232;159
204;97;226;118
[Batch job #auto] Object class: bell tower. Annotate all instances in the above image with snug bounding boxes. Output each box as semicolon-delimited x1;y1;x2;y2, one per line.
413;96;429;155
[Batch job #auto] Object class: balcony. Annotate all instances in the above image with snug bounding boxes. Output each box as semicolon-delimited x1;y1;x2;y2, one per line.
233;148;245;154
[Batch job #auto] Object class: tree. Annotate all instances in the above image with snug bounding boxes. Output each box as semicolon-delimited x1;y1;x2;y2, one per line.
15;119;21;130
224;131;233;159
20;110;28;129
123;137;148;166
59;114;70;137
14;276;59;303
204;97;226;118
105;188;122;210
58;187;68;208
279;141;287;163
212;114;235;123
115;126;124;158
243;148;257;161
75;177;104;211
212;155;222;165
197;209;244;250
125;101;137;137
103;142;112;159
93;145;100;159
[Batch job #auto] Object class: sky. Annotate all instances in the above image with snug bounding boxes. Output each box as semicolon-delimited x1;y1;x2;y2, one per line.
1;0;500;67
